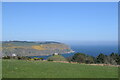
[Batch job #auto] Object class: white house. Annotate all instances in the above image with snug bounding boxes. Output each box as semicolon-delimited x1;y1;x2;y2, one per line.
54;53;59;55
12;54;16;57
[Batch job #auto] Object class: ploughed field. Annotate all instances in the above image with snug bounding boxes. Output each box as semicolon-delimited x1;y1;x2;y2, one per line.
2;60;118;78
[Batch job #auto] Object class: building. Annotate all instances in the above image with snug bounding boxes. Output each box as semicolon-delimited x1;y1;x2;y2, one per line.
12;54;16;57
53;53;59;55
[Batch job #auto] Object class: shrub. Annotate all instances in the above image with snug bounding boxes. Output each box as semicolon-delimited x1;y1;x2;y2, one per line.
2;56;11;59
66;56;72;62
47;59;53;61
39;58;44;60
33;57;39;60
47;55;67;61
29;58;34;61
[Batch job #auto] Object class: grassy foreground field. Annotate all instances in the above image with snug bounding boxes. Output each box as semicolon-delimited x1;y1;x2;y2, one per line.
2;59;118;78
0;59;2;79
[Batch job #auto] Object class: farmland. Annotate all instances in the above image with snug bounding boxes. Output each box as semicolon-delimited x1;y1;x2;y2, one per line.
2;41;73;57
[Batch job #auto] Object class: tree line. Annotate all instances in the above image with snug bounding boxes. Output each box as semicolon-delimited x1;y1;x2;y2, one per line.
67;52;120;65
2;52;120;65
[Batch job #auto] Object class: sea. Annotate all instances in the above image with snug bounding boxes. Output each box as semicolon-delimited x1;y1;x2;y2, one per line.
29;44;118;60
70;45;118;57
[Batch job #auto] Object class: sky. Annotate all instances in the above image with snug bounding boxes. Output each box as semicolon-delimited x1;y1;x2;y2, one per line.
2;2;118;45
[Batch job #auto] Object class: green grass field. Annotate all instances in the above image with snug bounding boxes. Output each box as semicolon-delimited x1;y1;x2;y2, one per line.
2;59;118;78
0;59;2;79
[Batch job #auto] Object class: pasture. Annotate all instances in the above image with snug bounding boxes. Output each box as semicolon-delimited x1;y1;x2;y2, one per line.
2;59;118;78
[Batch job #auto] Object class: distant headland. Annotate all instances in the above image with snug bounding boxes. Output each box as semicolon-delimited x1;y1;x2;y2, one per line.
1;41;74;57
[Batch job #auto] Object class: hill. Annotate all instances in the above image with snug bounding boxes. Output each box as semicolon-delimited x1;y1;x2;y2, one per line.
2;41;74;57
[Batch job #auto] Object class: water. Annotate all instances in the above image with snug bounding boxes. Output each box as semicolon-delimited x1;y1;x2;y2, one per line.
29;44;118;59
29;53;76;60
70;45;118;57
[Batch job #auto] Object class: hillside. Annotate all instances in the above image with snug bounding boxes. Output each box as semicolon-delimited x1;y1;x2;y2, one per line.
1;41;74;56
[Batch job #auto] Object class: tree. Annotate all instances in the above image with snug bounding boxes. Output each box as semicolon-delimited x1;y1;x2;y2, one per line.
96;53;107;63
110;53;120;65
117;55;120;65
72;53;86;63
85;56;94;64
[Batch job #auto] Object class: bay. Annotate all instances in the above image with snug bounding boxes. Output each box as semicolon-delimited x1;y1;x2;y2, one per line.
29;44;118;59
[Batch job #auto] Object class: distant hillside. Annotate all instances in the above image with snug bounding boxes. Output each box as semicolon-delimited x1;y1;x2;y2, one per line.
1;41;74;56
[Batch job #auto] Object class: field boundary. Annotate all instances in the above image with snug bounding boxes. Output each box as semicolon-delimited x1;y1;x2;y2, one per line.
1;78;119;80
